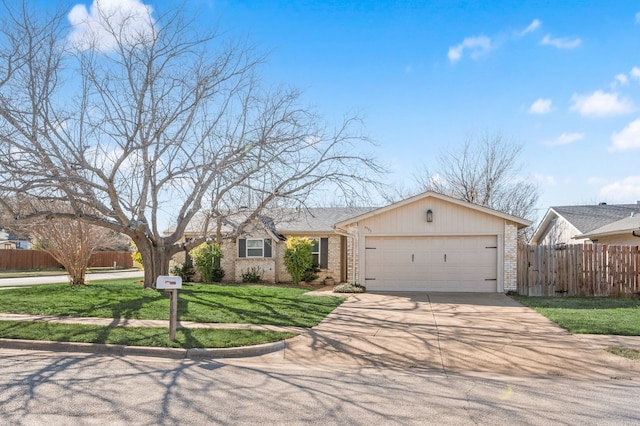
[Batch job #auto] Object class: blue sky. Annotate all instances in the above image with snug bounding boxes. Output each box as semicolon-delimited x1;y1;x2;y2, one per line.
54;1;640;219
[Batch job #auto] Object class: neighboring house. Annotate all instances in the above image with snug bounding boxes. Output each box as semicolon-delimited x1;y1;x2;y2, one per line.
173;191;531;293
0;228;31;250
579;214;640;244
530;202;640;246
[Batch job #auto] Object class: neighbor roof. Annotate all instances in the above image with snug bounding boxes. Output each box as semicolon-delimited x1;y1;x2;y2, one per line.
579;214;640;239
0;228;27;242
551;204;639;234
530;203;640;244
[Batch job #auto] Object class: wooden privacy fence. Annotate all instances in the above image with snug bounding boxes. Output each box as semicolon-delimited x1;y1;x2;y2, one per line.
517;243;640;296
0;250;133;270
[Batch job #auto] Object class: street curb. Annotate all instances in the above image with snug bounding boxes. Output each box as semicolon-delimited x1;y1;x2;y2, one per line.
0;338;286;359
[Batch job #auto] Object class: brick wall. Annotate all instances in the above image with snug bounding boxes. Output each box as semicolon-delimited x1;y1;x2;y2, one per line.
276;234;343;283
220;242;236;281
175;232;347;284
503;222;518;291
345;225;358;284
235;258;276;283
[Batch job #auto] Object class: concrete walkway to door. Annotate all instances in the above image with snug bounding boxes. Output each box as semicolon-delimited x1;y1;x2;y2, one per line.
283;292;640;378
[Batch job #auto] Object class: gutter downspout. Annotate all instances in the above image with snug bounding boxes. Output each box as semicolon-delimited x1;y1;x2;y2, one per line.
334;226;358;284
632;229;640;238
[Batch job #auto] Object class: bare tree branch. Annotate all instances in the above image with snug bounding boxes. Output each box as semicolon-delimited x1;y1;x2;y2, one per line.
415;132;539;223
0;1;383;287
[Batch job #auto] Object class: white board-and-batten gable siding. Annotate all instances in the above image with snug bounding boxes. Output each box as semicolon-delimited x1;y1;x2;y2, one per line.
355;196;506;236
334;192;528;293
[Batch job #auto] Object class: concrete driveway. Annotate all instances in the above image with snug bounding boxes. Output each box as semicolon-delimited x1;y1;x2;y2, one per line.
284;292;640;378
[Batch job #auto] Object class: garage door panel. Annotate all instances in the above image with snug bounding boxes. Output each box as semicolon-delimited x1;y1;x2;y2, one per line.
365;236;497;292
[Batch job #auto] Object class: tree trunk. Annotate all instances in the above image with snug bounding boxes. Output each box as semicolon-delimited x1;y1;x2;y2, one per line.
69;267;86;286
136;238;173;289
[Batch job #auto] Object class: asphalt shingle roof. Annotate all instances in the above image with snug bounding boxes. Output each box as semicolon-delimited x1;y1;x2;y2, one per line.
276;207;375;233
170;207;376;236
581;214;640;237
553;204;640;234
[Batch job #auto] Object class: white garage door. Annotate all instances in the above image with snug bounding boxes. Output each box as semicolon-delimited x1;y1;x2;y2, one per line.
364;236;498;292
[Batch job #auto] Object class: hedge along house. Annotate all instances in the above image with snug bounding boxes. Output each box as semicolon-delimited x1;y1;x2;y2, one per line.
334;191;532;293
171;207;373;284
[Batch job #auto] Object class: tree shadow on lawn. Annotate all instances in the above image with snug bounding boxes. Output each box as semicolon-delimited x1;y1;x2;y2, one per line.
176;284;344;327
0;281;344;328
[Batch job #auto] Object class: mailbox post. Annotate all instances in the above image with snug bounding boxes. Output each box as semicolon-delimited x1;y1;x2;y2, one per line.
156;276;183;341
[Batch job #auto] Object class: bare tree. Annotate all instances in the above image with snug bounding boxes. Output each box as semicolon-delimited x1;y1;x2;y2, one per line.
415;133;539;221
26;216;126;286
0;2;382;288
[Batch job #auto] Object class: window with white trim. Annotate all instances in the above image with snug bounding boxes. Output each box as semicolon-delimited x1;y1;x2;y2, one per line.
311;239;320;265
238;238;272;258
310;237;329;269
247;238;264;257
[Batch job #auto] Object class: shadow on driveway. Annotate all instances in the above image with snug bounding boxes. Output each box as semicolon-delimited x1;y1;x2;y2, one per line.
284;292;640;378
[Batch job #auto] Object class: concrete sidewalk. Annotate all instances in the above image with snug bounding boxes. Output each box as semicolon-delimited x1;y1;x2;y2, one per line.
0;313;304;359
0;270;144;287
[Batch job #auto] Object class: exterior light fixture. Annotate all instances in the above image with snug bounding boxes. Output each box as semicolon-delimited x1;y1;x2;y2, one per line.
426;209;433;222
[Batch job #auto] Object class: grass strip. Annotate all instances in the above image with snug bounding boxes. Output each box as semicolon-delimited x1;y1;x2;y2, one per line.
0;320;296;349
0;280;345;327
605;346;640;360
514;296;640;335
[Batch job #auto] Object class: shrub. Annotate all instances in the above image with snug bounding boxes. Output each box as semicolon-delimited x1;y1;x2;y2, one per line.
131;243;143;267
241;267;263;283
284;237;313;284
189;242;224;282
302;262;320;283
333;283;366;293
211;266;225;282
170;263;194;282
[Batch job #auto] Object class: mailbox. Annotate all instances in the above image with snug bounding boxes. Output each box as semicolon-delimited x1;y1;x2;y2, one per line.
156;275;182;289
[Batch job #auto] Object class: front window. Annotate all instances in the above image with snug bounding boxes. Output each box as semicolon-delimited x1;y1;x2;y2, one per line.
247;239;264;257
311;239;320;265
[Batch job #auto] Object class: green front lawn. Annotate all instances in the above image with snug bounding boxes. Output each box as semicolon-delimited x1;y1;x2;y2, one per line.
0;321;295;349
514;296;640;335
0;279;345;327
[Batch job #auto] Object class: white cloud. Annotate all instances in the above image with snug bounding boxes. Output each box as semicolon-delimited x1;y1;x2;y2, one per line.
570;90;635;117
529;98;552;114
615;73;629;85
610;73;629;90
543;132;585;146
540;34;582;49
631;66;640;81
610;119;640;151
448;36;492;64
520;19;541;36
598;176;640;202
533;173;557;186
587;177;606;185
68;0;155;52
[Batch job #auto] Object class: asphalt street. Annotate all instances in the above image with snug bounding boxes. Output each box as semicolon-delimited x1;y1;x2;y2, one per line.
0;349;638;425
1;277;639;424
